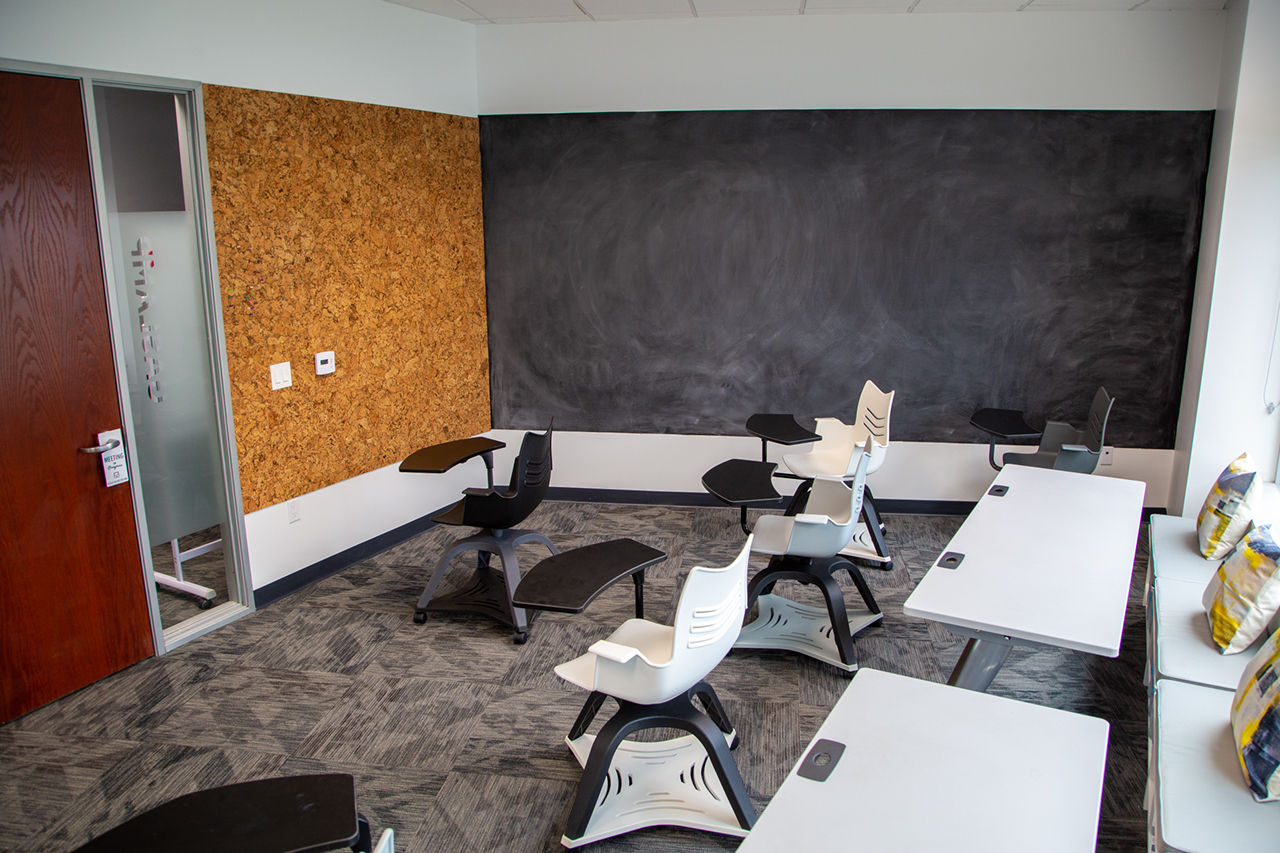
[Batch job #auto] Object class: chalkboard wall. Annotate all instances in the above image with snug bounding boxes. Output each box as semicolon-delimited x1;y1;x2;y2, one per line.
480;110;1213;447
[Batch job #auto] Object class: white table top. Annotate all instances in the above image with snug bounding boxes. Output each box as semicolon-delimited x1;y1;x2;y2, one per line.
738;668;1110;853
904;465;1145;657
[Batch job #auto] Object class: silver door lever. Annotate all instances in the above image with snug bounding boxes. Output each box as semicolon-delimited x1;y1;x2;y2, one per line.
79;438;121;454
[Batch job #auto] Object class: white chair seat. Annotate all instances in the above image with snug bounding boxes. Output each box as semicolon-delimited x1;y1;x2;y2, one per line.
554;620;678;694
784;445;859;479
1152;577;1268;690
1153;678;1280;853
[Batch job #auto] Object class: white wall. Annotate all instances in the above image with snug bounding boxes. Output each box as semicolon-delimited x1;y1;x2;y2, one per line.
476;12;1223;113
0;0;478;115
245;459;482;589
1174;0;1280;516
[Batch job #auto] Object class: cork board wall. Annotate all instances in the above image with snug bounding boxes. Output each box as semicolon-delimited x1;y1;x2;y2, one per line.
203;85;490;513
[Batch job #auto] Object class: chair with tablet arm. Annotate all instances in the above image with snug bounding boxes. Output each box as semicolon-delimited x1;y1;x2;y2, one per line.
414;423;557;642
737;438;883;672
551;537;757;848
1002;387;1113;474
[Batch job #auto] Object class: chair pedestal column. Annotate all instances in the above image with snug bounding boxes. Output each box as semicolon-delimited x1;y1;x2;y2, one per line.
735;554;882;672
413;528;557;642
560;682;754;848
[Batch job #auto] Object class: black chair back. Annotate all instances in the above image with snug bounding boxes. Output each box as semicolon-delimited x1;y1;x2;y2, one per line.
462;423;553;530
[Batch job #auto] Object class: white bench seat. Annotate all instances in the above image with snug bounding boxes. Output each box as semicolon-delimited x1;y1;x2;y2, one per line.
1151;577;1271;691
1149;514;1221;587
1152;678;1280;853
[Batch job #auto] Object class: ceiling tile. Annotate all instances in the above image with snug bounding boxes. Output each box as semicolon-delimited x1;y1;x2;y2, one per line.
803;0;914;9
912;0;1026;11
1134;0;1227;9
578;0;694;19
1023;0;1140;9
383;0;487;21
692;0;801;13
466;0;591;21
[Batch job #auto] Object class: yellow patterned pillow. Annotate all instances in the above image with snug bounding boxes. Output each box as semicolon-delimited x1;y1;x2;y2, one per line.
1231;627;1280;802
1197;453;1259;559
1203;525;1280;654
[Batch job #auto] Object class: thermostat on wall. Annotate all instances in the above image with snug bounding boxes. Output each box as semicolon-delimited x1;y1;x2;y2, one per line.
315;351;335;376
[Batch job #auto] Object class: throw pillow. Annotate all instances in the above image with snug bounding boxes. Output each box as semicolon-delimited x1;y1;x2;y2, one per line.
1203;524;1280;654
1231;627;1280;802
1198;452;1259;559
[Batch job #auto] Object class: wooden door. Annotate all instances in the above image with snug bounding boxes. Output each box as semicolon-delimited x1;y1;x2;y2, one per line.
0;70;155;723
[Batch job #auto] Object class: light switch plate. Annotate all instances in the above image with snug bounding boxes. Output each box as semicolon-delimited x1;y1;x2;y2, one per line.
315;351;335;376
270;361;292;390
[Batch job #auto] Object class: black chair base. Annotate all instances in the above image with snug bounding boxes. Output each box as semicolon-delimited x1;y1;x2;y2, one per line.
735;554;882;672
560;683;755;847
414;527;557;643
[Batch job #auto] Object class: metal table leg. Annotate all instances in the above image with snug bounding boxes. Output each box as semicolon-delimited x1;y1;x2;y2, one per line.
947;637;1013;692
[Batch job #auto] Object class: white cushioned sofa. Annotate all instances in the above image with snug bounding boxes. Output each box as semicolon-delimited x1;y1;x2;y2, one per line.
1145;511;1280;852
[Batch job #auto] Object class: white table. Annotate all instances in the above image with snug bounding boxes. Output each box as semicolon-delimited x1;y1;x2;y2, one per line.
904;465;1145;691
737;668;1110;853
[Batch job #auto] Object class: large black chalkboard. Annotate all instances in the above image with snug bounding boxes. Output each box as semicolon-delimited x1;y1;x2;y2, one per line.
481;110;1212;447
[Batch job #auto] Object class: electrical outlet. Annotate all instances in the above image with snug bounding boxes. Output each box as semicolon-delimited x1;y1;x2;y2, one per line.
1101;446;1114;466
287;499;301;524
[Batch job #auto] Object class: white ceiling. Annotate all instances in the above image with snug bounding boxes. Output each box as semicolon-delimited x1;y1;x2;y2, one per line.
385;0;1226;25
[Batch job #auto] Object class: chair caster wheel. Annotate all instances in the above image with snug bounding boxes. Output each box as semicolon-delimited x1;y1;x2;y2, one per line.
512;631;528;644
883;560;894;572
198;597;215;610
729;733;740;751
413;611;427;624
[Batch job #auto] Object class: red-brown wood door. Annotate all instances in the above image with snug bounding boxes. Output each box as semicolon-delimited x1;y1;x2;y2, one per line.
1;70;155;723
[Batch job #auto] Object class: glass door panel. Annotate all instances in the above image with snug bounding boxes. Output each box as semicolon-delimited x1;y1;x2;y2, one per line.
92;84;239;631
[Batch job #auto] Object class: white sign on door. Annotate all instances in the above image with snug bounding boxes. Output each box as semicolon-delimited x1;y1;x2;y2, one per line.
98;429;128;487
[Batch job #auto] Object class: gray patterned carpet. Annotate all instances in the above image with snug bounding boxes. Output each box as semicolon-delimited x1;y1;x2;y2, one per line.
0;502;1150;852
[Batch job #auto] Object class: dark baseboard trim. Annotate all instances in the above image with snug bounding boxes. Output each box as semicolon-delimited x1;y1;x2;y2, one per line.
546;486;749;508
254;489;1170;607
548;487;980;516
253;507;447;608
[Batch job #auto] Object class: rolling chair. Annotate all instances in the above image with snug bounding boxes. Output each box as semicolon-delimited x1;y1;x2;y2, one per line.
1002;387;1114;474
414;424;556;642
781;381;894;567
737;438;881;672
553;538;756;848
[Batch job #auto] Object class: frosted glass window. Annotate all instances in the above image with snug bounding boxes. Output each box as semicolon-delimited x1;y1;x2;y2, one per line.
93;86;227;554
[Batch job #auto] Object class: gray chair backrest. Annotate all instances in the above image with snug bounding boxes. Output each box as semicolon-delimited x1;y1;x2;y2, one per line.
1084;387;1114;453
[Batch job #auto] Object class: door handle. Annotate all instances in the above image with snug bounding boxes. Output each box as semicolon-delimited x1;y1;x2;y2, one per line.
79;438;121;454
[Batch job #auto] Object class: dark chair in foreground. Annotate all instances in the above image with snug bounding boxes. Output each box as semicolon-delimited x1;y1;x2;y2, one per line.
1002;387;1114;474
553;538;756;848
414;424;556;642
72;774;394;853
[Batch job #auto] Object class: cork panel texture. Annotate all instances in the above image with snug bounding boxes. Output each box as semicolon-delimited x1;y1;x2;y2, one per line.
203;85;489;513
